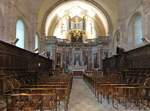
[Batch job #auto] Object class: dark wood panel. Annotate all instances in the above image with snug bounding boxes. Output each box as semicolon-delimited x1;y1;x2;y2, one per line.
103;44;150;73
0;40;53;84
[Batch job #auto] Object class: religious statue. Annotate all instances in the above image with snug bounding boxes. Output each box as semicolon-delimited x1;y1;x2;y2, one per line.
74;53;81;66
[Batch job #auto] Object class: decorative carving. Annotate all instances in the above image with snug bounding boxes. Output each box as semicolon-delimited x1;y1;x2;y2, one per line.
69;30;84;42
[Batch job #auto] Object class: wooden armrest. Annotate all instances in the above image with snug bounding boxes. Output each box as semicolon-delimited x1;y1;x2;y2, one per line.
13;87;67;91
46;81;68;83
115;86;150;89
99;83;141;86
97;83;127;86
5;87;66;95
21;84;68;88
5;92;56;96
96;82;111;84
16;87;54;90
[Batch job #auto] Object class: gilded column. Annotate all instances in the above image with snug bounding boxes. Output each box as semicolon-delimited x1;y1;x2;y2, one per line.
83;16;86;31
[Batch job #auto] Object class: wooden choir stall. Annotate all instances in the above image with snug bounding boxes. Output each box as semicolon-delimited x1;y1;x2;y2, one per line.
0;40;73;111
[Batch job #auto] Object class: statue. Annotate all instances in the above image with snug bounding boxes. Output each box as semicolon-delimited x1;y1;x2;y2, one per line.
74;53;81;66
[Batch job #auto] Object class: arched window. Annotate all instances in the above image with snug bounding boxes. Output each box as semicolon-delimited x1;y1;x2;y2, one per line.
128;13;143;46
134;15;143;45
35;33;39;50
16;19;25;48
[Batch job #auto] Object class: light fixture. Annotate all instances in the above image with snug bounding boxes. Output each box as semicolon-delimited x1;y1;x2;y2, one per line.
142;37;150;43
34;48;39;53
11;38;19;45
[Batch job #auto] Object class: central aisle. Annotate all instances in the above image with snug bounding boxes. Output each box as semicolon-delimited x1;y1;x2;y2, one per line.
68;78;103;111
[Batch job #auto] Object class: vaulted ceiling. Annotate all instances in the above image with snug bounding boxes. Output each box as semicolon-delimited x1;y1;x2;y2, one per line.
37;0;119;34
13;0;119;34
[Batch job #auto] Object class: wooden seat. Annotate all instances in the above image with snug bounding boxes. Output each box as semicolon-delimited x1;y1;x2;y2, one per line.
111;71;149;109
2;73;72;111
83;69;150;110
6;93;57;111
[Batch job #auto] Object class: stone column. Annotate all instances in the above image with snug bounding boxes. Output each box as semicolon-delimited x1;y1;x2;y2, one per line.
88;47;92;70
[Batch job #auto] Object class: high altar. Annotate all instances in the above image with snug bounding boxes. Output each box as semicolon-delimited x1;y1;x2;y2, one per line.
44;36;109;74
68;47;87;72
43;10;109;74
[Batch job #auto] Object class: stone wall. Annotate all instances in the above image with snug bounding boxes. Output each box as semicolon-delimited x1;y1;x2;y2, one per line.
0;0;38;51
0;0;119;53
1;0;150;55
114;0;150;53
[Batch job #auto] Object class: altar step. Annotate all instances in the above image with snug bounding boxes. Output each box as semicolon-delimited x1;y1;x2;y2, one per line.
72;71;83;77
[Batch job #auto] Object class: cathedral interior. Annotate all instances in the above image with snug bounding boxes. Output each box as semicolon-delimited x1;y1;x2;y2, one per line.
0;0;150;111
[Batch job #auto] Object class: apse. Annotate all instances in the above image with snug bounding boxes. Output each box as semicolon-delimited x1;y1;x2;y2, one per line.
45;0;109;40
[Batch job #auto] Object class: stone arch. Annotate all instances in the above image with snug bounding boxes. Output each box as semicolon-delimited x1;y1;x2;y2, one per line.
39;0;113;38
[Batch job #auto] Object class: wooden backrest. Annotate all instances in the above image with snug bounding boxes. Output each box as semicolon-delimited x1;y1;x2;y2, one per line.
144;77;150;86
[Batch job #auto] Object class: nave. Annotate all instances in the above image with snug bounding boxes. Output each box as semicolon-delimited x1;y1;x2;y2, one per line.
1;0;150;111
68;78;102;111
68;78;125;111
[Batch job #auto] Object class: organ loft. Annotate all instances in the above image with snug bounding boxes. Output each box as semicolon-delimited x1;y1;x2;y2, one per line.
0;0;150;111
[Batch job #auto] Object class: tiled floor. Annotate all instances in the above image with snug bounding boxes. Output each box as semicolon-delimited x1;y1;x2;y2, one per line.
68;78;110;111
